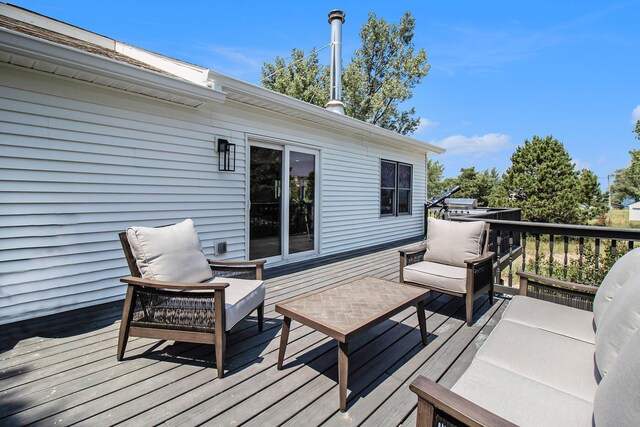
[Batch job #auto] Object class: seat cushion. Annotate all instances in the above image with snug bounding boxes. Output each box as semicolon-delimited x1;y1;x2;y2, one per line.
474;319;599;402
423;217;485;268
452;358;594;427
211;277;265;331
594;329;640;427
593;247;640;327
595;274;640;377
126;219;212;283
403;261;467;293
502;296;595;344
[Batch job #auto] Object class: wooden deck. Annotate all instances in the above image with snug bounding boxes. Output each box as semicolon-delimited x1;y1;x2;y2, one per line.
0;242;509;426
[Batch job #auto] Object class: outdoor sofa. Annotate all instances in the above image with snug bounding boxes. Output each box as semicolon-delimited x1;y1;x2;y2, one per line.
410;246;640;426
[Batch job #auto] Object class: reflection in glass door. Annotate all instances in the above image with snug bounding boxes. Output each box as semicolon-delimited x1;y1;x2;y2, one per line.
250;146;282;260
288;151;315;254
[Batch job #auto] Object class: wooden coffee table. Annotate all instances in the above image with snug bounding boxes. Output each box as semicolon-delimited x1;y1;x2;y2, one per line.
275;276;430;412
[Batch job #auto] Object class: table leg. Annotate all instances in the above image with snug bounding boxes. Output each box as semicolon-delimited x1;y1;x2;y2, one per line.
277;317;291;370
417;300;428;346
338;341;349;412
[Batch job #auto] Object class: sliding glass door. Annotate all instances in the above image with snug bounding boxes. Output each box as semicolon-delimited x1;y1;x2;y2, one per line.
249;142;318;261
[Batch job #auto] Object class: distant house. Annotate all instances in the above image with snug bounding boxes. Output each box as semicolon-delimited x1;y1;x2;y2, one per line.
0;4;444;325
630;202;640;222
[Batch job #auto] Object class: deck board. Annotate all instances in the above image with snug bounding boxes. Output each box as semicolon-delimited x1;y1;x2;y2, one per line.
0;241;510;426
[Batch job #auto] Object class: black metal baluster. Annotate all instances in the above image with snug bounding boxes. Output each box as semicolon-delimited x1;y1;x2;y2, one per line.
496;230;503;285
578;237;584;282
508;231;514;287
521;232;527;272
535;234;540;274
563;236;569;280
595;238;601;284
549;234;555;277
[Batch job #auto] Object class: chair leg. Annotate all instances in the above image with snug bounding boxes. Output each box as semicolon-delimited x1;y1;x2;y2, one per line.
257;302;264;332
215;332;226;379
465;293;474;327
117;286;135;361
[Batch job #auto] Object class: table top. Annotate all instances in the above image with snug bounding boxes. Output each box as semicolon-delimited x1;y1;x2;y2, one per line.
275;276;430;342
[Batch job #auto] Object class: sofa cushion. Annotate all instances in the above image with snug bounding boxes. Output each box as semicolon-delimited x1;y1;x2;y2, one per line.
595;275;640;377
211;277;265;331
593;247;640;327
474;319;598;402
452;358;594;427
126;219;212;283
501;296;595;344
594;329;640;426
423;218;485;268
403;261;467;293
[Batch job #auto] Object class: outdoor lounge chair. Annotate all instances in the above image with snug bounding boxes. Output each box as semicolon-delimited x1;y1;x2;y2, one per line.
409;246;640;426
116;219;266;378
399;217;494;326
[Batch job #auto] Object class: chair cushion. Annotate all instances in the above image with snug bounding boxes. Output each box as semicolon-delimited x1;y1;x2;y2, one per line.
403;261;467;293
126;219;212;284
474;319;598;402
423;218;485;268
595;275;640;377
452;358;594;427
594;329;640;427
502;296;595;344
211;277;265;331
593;247;640;328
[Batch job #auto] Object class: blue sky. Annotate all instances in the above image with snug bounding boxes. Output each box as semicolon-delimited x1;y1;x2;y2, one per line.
13;1;640;188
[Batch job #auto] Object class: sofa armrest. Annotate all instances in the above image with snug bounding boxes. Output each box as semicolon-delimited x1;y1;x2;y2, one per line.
410;376;516;427
464;251;495;268
516;271;597;295
208;259;266;266
399;244;428;257
399;244;428;283
120;276;229;291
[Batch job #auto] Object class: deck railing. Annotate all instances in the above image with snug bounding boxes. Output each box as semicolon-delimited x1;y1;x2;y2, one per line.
451;213;640;294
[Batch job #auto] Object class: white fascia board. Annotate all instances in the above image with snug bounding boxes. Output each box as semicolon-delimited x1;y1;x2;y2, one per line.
208;71;445;155
0;27;227;105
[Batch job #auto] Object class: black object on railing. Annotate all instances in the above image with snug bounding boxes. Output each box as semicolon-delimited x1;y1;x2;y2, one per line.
423;186;461;234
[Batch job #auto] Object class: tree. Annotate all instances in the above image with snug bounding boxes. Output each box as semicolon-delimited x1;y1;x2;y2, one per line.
635;120;640;140
611;150;640;204
434;167;500;207
495;135;580;224
427;158;446;199
261;12;429;135
577;168;607;223
261;48;329;106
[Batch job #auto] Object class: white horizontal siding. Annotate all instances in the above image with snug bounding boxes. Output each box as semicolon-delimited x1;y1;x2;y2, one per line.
0;63;431;325
0;65;247;324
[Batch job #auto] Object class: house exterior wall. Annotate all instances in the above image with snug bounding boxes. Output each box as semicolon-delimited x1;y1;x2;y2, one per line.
0;63;427;325
630;202;640;222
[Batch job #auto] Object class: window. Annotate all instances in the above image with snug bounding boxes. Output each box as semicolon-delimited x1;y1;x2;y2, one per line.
380;160;412;216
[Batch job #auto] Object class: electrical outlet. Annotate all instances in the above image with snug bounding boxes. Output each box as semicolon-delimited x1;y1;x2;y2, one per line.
217;241;227;255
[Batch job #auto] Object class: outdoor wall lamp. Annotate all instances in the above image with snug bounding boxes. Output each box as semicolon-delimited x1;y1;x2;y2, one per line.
217;138;236;171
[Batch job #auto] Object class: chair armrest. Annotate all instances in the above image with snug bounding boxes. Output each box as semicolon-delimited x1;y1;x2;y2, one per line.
410;376;516;427
516;271;597;295
208;259;266;266
399;244;427;257
120;276;229;291
464;251;495;267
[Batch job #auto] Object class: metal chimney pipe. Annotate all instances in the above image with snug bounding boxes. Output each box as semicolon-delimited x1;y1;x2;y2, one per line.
326;9;346;115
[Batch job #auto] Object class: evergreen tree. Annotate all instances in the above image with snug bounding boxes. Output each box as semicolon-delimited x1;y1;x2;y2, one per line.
577;168;607;223
427;158;446;199
611;150;640;204
496;135;580;223
635;120;640;140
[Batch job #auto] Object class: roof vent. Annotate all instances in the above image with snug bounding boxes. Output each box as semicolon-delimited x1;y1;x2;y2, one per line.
325;9;345;115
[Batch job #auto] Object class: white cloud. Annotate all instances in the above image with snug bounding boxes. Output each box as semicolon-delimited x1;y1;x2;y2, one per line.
415;117;439;133
631;105;640;124
573;158;591;171
434;133;511;157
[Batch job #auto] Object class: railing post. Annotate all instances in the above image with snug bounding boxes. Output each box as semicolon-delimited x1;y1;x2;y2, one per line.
549;234;555;277
563;236;569;280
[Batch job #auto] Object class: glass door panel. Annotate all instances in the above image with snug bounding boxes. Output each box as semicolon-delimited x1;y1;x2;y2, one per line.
288;151;315;255
250;146;282;260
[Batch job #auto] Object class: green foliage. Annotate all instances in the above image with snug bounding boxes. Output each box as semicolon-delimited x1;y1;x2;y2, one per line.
427;158;446;199
577;169;607;223
261;12;429;135
635;120;640;140
496;135;580;224
611;150;640;204
261;48;329;106
343;12;430;135
525;239;628;286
